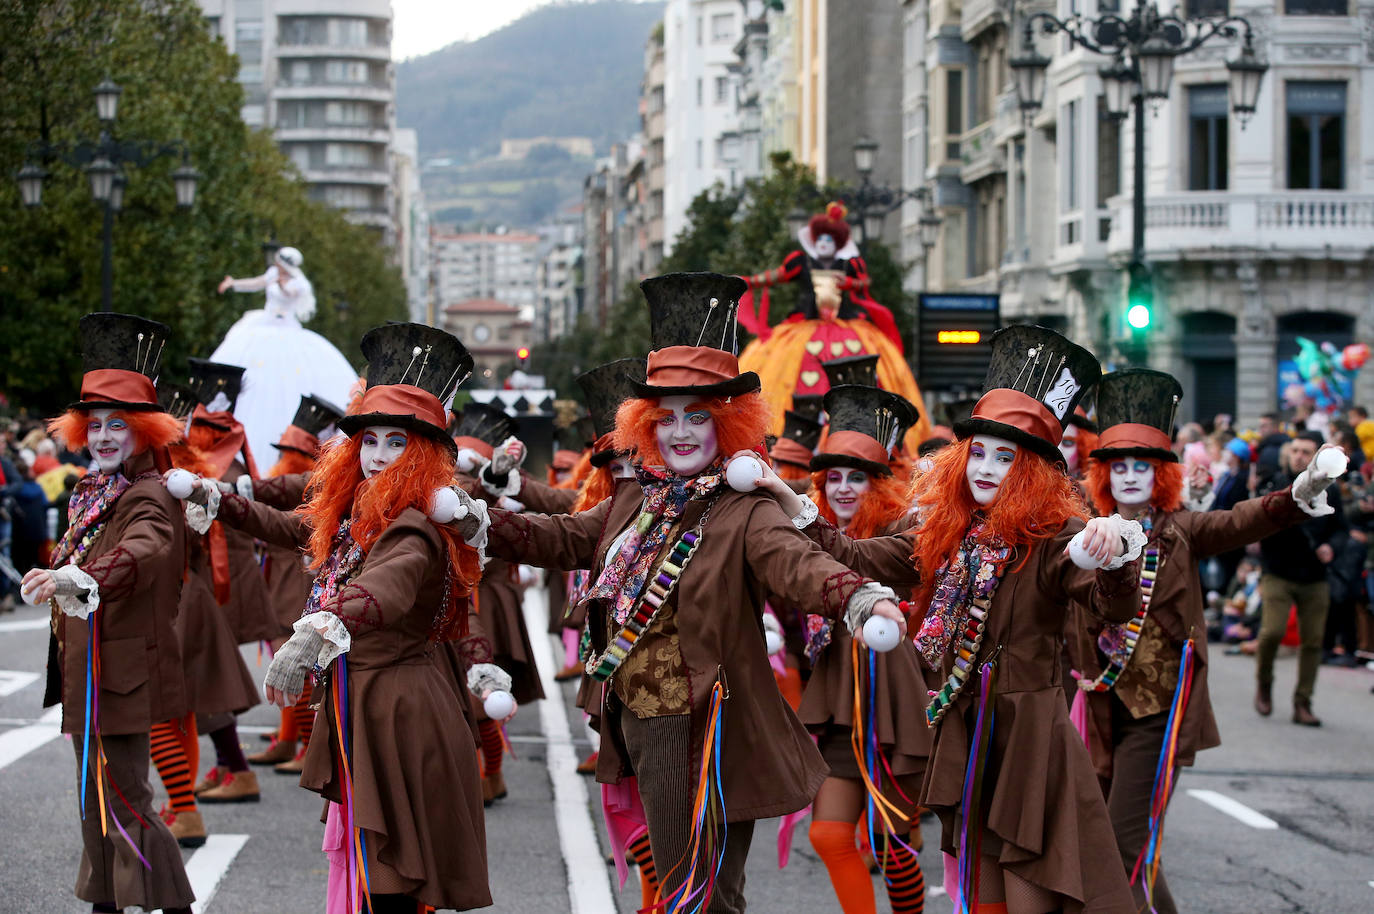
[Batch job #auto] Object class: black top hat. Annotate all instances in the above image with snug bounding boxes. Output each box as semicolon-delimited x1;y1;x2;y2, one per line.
790;394;825;423
69;313;171;411
630;272;761;398
157;382;198;422
780;410;823;452
450;401;517;450
1067;388;1098;432
953;325;1100;465
572;414;598;451
821;354;879;389
187;358;246;414
290;395;345;438
812;385;920;477
1089;369;1182;463
577;358;647;466
337;323;473;447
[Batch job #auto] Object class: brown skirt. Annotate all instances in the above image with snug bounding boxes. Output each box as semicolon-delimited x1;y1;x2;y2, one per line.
478;559;545;704
177;570;260;716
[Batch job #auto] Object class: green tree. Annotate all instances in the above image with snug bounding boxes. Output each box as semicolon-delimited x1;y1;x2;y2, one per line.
0;0;405;412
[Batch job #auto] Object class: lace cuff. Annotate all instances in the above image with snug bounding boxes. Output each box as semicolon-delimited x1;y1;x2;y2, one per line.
235;476;254;500
1291;470;1335;517
185;483;222;535
296;611;352;668
843;582;898;634
791;498;819;530
463;496;491;568
466;662;512;697
1101;515;1147;571
51;565;99;619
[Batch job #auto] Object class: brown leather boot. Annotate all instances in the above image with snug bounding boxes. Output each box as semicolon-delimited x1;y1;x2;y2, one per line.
199;769;261;803
482;771;507;807
1292;700;1322;727
247;739;296;766
554;663;583;682
576;751;598;775
165;808;207;848
1254;682;1272;717
194;766;226;796
274;748;307;775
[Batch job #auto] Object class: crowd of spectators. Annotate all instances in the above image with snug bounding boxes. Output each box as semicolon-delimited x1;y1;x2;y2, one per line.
0;416;85;612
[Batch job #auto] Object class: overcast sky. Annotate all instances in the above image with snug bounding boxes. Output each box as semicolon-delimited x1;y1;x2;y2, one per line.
391;0;629;61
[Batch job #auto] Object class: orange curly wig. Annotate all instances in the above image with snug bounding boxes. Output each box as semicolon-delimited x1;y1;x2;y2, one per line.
773;459;812;482
1083;456;1183;516
613;392;772;469
809;469;911;540
1073;427;1100;472
300;432;481;640
572;463;618;514
49;408;183;455
910;436;1087;610
268;448;316;478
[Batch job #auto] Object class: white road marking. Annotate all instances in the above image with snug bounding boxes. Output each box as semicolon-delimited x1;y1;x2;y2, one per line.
185;833;249;913
523;581;616;913
0;670;39;697
1186;788;1279;830
0;616;50;633
928;884;948;898
0;705;62;772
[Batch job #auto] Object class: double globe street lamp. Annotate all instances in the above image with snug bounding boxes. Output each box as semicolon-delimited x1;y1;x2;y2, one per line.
16;78;201;310
1009;1;1266;363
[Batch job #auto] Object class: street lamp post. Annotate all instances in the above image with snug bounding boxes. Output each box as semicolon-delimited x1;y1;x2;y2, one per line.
1009;3;1266;363
16;78;201;310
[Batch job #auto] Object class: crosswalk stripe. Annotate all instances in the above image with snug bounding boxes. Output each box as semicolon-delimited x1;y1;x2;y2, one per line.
0;617;50;633
0;705;62;772
1185;788;1279;829
185;834;249;913
0;670;40;697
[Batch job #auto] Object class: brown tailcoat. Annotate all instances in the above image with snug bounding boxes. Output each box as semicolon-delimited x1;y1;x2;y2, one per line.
44;451;188;736
217;459;277;644
486;484;880;822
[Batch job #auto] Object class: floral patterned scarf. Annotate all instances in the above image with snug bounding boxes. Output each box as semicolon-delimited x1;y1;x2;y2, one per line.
305;520;365;618
51;471;134;568
914;521;1012;666
587;464;723;625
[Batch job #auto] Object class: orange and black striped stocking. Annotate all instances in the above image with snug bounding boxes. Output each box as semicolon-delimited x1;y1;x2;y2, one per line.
876;833;925;914
627;828;658;909
477;718;504;775
150;716;197;813
291;692;313;749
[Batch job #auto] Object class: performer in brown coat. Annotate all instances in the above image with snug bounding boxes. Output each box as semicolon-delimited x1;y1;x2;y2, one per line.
477;272;908;914
784;327;1146;914
247;394;343;773
1066;369;1334;914
182;359;270;803
181;322;497;912
787;384;929;914
24;313;195;914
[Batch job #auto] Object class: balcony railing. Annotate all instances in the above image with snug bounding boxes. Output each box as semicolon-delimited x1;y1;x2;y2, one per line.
1106;191;1374;259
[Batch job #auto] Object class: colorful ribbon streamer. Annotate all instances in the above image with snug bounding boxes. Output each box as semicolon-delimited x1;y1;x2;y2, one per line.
331;655;373;914
954;658;998;914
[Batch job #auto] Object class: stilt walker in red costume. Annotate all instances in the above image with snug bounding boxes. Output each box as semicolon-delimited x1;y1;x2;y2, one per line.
737;202;931;451
1065;369;1335;914
23;313;196;914
172;322;497;912
247;395;345;775
476;272;908;914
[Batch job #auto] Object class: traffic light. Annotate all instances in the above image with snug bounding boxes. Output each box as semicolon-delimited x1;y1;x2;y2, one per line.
1126;264;1153;334
516;347;530;367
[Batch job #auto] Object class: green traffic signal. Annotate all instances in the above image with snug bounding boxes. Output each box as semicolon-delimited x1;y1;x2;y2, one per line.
1127;303;1152;330
1126;264;1153;333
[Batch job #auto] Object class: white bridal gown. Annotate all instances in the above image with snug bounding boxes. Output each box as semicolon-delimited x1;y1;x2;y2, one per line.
211;266;358;467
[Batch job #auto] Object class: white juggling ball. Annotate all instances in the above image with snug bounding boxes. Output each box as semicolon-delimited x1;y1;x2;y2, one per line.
725;455;763;492
165;468;197;500
1314;447;1348;479
483;690;516;721
862;615;902;653
429;487;460;524
455;448;482;474
1067;530;1105;570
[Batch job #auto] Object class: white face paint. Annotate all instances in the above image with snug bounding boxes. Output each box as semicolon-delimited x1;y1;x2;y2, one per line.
1109;459;1155;507
359;425;408;478
814;233;837;259
88;409;136;474
965;435;1018;506
824;467;871;527
608;456;634;480
1059;428;1080;474
654;395;719;476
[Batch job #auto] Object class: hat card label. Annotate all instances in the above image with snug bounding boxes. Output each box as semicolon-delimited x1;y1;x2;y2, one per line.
1043;368;1080;419
207;391;233;413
